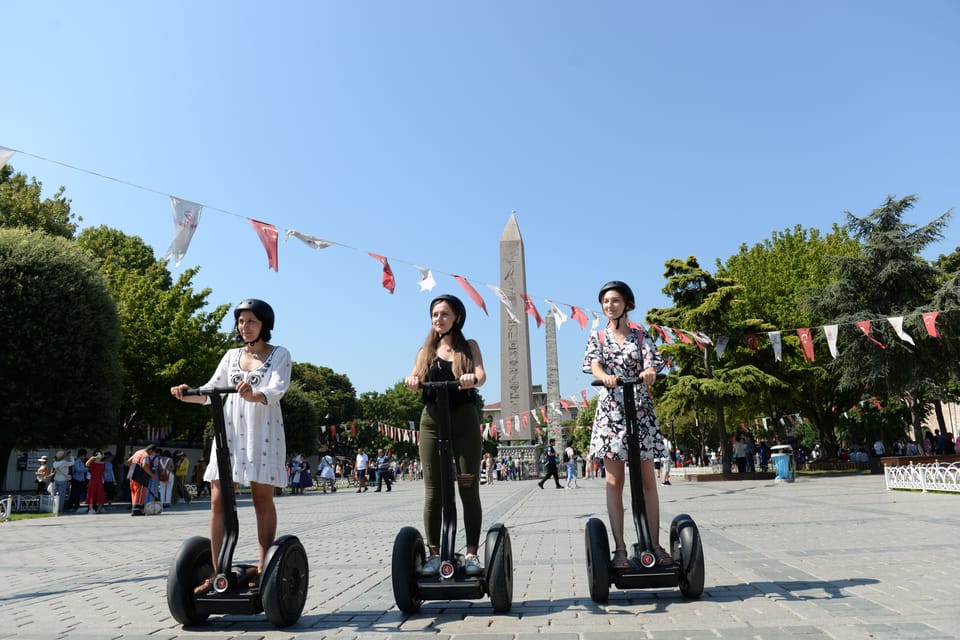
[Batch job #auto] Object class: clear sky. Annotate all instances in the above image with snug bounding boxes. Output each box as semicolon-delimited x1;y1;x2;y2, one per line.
2;1;958;406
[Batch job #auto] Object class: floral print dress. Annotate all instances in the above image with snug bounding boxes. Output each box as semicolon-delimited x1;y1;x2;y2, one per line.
582;326;665;462
202;346;291;488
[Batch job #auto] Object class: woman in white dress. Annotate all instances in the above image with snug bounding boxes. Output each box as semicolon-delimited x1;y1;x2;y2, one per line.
171;298;291;592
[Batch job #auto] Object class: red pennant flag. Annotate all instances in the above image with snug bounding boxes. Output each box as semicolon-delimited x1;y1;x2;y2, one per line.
922;312;940;338
796;328;815;362
581;389;589;406
521;412;529;429
559;397;571;410
871;397;882;409
535;427;543;436
505;417;513;436
368;253;395;294
569;305;589;329
539;406;548;422
350;423;357;438
743;333;758;355
674;328;694;345
453;275;488;315
248;219;279;271
490;421;498;440
330;425;337;439
518;292;543;327
650;324;673;344
855;320;885;349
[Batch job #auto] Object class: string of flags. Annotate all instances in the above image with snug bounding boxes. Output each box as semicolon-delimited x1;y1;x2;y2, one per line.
3;145;954;367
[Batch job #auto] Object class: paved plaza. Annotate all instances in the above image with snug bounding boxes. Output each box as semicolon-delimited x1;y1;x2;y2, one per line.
1;472;958;640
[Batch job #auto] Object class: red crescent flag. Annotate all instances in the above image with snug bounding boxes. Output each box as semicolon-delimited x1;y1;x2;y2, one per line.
569;305;589;329
453;275;488;315
922;312;940;338
796;328;815;362
368;253;395;294
248;219;279;271
559;397;571;410
743;333;758;355
521;412;529;428
540;406;548;422
518;292;543;327
650;324;672;343
674;329;694;345
581;389;589;406
855;321;885;349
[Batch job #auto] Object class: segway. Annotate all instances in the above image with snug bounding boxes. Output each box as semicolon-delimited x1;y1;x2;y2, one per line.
392;380;513;614
166;386;308;627
585;377;704;602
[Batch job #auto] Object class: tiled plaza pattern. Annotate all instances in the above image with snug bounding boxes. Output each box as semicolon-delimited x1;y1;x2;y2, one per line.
1;473;957;639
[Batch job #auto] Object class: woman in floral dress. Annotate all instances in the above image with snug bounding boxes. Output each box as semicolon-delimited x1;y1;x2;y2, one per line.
171;298;291;592
582;281;670;568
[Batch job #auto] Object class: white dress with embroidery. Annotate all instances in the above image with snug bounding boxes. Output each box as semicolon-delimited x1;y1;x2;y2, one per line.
202;346;291;488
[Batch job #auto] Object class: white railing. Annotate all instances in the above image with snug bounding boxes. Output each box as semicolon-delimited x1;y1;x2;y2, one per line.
884;461;960;493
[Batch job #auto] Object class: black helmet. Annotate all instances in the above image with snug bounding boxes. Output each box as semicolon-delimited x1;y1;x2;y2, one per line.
234;298;274;343
430;294;466;331
598;281;635;312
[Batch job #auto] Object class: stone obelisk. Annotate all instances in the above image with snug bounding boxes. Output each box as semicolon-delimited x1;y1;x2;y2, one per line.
500;213;533;442
544;309;562;444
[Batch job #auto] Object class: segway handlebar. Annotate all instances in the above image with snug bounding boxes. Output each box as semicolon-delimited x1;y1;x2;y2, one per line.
182;386;239;396
419;380;466;389
591;373;667;387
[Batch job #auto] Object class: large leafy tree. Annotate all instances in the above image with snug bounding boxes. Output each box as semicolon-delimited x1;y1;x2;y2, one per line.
806;195;952;445
717;225;863;457
76;226;230;454
0;165;80;239
647;257;785;472
0;227;122;480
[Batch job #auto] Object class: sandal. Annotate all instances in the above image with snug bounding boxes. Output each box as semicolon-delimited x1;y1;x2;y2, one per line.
243;566;261;589
612;547;630;569
653;544;673;566
194;576;215;595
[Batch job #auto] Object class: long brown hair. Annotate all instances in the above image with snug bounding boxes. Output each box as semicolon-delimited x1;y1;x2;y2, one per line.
413;328;475;379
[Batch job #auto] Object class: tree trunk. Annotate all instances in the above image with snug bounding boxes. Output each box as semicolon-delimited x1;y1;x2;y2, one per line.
703;347;731;473
933;399;946;435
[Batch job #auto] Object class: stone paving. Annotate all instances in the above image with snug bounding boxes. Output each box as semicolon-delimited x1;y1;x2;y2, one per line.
0;473;958;639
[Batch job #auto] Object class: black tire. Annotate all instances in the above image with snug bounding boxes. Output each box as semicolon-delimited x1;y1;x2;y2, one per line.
585;517;610;603
670;514;704;598
261;535;309;627
392;526;425;614
166;536;213;626
485;524;513;613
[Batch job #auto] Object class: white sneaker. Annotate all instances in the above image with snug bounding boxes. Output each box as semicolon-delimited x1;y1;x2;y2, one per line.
420;554;440;577
464;553;482;577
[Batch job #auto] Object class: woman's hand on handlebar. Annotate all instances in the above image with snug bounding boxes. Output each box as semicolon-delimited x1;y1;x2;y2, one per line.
599;373;618;388
458;372;478;389
640;367;658;387
404;375;420;392
170;383;190;401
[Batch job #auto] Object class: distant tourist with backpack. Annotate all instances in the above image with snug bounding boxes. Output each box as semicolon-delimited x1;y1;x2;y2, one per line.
564;441;578;489
538;439;562;489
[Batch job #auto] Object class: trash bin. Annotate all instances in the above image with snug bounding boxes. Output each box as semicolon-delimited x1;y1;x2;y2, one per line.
770;444;795;482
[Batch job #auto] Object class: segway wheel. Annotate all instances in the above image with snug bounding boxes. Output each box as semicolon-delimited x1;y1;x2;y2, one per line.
670;514;704;598
392;526;425;614
261;535;309;627
484;523;513;613
585;517;610;603
166;536;213;626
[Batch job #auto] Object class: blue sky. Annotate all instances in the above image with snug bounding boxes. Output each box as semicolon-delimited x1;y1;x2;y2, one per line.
2;1;958;405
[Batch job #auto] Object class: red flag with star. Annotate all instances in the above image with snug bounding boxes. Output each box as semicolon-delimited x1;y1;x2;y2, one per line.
368;253;395;294
518;292;543;327
796;328;815;362
453;275;488;315
569;305;589;329
855;320;885;349
248;219;279;271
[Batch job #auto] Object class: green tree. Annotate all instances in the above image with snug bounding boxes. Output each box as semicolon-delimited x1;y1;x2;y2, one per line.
0;227;122;480
0;165;80;239
281;382;320;456
76;226;230;455
717;225;863;458
806;195;952;445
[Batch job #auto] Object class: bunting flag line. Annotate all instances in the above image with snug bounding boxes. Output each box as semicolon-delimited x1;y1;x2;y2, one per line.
165;196;203;267
824;324;839;358
453;275;488;315
415;265;436;291
855;320;885;349
286;229;333;250
519;292;543;327
0;146;14;168
922;312;940;338
249;219;279;271
487;285;520;323
369;253;396;294
887;316;915;345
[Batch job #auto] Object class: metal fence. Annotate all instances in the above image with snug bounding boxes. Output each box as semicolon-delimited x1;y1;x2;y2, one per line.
884;461;960;493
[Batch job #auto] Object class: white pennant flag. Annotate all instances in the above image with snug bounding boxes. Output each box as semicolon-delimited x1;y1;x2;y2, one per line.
414;265;436;291
164;197;203;267
544;299;568;327
487;285;520;323
286;229;333;250
823;324;839;358
590;310;600;331
768;331;782;362
0;146;14;168
887;316;915;346
715;336;729;360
